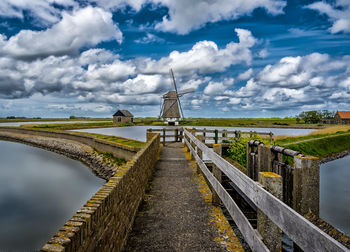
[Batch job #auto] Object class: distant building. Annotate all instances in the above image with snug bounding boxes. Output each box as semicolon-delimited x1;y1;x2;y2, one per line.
334;111;350;124
113;110;134;124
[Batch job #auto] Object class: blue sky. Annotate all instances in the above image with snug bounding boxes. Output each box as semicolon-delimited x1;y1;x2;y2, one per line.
0;0;350;118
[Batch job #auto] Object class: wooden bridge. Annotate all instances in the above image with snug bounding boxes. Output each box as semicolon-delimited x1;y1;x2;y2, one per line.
127;128;349;251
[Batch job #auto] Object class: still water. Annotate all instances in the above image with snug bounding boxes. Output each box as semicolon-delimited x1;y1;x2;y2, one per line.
74;125;315;142
320;156;350;235
0;141;104;251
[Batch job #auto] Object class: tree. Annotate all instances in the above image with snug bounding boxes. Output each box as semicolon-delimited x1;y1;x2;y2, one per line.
297;110;335;124
298;110;322;124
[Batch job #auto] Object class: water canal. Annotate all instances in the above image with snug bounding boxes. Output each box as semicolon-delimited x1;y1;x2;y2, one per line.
320;156;350;235
74;125;315;141
0;140;104;251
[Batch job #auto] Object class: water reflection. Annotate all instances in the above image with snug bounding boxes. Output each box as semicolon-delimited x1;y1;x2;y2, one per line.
0;141;104;251
74;125;315;142
321;156;350;235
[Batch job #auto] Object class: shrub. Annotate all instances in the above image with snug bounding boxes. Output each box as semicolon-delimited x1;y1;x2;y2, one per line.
227;133;268;167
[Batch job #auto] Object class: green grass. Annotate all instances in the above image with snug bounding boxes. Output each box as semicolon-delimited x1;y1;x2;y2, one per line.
21;122;115;130
278;132;350;158
20;122;145;148
177;117;324;128
78;132;145;148
275;130;350;146
96;150;127;166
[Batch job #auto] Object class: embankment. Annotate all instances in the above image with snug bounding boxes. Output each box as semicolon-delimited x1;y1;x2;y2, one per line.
282;133;350;162
40;132;160;252
0;126;140;160
0;130;116;180
0;127;161;251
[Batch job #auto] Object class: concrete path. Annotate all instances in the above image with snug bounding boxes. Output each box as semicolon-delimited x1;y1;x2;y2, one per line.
123;143;236;251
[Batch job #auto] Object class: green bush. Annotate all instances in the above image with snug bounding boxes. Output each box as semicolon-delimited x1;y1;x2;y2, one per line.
227;133;268;167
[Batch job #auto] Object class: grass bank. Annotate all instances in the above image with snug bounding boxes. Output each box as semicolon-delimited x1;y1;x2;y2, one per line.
275;126;350;158
21;122;116;130
19;123;145;148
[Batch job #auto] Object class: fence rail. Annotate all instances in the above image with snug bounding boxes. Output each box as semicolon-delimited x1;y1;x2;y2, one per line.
147;127;274;145
184;129;347;252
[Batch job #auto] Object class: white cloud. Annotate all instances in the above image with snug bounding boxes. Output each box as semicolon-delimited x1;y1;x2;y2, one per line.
230;53;350;111
0;0;77;24
0;7;122;59
86;0;285;34
237;68;253;80
153;0;286;34
135;33;165;44
204;78;235;96
307;0;350;33
139;29;256;75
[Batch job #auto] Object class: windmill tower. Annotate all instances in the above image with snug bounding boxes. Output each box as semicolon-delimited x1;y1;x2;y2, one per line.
160;69;195;125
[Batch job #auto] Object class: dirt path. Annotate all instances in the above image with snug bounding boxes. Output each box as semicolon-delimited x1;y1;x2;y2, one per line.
123;143;242;251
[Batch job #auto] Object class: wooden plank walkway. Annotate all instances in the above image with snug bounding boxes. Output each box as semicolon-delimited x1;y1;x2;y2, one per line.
123;142;244;252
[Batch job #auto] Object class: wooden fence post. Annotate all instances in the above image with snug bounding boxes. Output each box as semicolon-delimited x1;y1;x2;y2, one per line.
162;128;166;146
196;135;203;174
258;172;282;251
292;156;320;216
246;142;254;177
269;132;273;143
212;144;222;206
175;128;178;142
214;129;218;144
257;145;272;173
190;131;196;160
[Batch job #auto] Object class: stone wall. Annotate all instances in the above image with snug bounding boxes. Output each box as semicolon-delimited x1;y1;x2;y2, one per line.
0;127;140;160
41;132;160;252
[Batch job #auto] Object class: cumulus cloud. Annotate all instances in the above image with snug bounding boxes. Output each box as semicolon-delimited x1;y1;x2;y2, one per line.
0;0;77;24
135;33;165;44
86;0;285;34
237;68;253;80
229;53;350;111
153;0;286;34
307;0;350;33
0;7;122;59
139;28;256;74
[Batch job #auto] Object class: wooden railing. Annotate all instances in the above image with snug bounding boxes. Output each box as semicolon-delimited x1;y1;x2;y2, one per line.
147;127;274;145
184;129;347;252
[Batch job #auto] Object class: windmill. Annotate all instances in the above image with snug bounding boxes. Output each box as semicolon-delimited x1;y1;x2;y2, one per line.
160;69;195;125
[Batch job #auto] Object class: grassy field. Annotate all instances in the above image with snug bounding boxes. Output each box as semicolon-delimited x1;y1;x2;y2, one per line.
77;132;145;148
1;116;326;128
19;122;145;148
21;122;116;130
134;117;325;128
275;125;350;158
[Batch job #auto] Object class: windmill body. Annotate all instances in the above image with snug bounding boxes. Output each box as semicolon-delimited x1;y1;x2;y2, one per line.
160;69;195;125
161;91;181;125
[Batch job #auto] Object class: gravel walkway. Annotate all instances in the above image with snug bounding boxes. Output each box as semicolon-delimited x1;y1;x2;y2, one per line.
124;143;230;252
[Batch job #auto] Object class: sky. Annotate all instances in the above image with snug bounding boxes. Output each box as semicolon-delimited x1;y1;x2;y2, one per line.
0;0;350;118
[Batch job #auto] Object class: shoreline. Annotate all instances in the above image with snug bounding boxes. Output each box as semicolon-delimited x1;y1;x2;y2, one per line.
321;149;350;163
0;131;117;180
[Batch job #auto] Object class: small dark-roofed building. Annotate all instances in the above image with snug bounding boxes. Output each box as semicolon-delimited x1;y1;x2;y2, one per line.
113;110;134;124
334;111;350;124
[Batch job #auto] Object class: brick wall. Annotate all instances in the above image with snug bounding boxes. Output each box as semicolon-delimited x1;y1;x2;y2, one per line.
41;132;160;252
